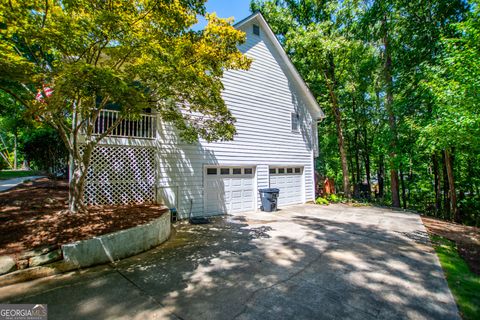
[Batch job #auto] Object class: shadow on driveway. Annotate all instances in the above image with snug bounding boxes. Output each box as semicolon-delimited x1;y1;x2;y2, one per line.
0;204;459;320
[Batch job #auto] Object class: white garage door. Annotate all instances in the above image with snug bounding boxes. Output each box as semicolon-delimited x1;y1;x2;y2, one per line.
269;167;303;206
204;167;255;214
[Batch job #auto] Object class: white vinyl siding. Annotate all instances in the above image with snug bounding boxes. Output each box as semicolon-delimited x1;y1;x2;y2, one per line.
88;16;318;217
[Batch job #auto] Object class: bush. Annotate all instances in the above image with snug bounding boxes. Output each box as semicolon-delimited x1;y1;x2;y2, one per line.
22;127;68;173
315;197;329;205
326;194;343;203
0;159;7;171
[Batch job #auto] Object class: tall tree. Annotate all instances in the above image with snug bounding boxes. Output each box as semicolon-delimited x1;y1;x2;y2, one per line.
0;0;251;212
421;0;479;222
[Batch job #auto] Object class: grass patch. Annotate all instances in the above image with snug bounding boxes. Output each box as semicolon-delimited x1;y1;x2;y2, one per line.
431;235;480;320
0;170;41;180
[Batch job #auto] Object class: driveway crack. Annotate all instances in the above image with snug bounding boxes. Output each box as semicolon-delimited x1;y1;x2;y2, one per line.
114;267;186;320
231;252;324;320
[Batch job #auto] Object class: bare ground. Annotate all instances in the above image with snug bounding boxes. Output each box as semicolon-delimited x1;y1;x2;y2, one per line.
422;216;480;275
0;178;168;258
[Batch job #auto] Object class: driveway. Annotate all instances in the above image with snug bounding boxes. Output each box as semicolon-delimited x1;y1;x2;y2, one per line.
0;176;45;192
0;204;459;320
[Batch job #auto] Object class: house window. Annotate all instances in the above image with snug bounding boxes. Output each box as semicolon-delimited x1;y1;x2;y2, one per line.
220;168;230;175
287;168;293;174
232;168;242;174
278;168;285;174
291;112;300;132
269;168;276;174
295;167;301;173
244;168;253;175
207;168;217;175
253;24;260;36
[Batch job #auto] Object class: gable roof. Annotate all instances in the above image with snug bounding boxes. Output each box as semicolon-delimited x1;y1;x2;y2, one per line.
234;12;325;120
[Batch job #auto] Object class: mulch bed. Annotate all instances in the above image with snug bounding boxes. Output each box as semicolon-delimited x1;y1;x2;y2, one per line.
0;178;168;259
422;216;480;275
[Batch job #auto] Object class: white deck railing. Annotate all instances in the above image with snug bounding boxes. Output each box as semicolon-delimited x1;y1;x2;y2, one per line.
93;109;156;139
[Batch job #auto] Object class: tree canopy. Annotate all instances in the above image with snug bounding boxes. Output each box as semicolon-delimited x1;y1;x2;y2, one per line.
252;0;478;225
0;0;251;212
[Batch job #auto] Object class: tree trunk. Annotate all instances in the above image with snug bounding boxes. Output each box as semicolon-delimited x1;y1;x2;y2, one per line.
444;148;459;222
13;133;17;170
377;155;385;199
68;144;94;213
352;95;361;185
349;156;355;187
400;166;407;209
442;150;450;219
432;153;441;217
382;15;401;208
354;131;361;184
363;130;371;200
324;55;350;198
334;104;350;198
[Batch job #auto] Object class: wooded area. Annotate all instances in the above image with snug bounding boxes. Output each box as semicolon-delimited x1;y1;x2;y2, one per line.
251;0;480;226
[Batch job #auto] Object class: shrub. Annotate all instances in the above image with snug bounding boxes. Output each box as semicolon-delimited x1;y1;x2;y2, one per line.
0;159;7;171
22;127;68;173
327;194;343;203
316;197;329;205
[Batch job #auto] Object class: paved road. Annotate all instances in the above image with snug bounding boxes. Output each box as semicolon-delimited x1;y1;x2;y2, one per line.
0;204;459;320
0;176;45;192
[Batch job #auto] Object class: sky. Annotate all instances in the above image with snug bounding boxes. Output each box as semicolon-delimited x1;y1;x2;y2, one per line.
192;0;253;31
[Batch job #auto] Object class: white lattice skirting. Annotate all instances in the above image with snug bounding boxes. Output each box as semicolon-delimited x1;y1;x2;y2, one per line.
84;145;156;205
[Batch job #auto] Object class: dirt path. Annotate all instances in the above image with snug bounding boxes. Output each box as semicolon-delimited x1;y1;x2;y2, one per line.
422;216;480;275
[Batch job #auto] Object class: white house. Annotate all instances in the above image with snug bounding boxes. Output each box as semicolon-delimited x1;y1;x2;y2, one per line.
82;12;325;218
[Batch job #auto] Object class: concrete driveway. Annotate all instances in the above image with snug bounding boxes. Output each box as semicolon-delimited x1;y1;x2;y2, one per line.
0;204;459;320
0;176;45;192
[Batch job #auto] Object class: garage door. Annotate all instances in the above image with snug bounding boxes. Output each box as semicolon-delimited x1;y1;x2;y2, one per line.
204;167;255;214
269;167;303;206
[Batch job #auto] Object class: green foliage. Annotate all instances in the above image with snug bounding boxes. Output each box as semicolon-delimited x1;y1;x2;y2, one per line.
254;0;478;225
22;126;68;173
420;3;480;152
326;193;343;203
0;0;252;211
0;159;7;171
0;0;251;143
315;197;329;205
431;235;480;320
0;170;40;180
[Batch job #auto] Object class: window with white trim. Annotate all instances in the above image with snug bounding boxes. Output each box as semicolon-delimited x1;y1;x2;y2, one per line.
253;24;260;36
270;167;303;175
207;168;217;175
291;112;300;132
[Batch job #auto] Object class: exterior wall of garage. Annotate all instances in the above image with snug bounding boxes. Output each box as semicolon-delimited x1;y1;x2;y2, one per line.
153;17;318;218
82;15;321;218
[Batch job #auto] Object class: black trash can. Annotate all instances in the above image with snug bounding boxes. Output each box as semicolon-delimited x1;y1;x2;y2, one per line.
259;188;280;212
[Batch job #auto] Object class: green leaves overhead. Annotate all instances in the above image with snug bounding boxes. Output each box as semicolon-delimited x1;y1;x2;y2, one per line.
253;0;478;223
0;0;252;212
0;0;251;142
